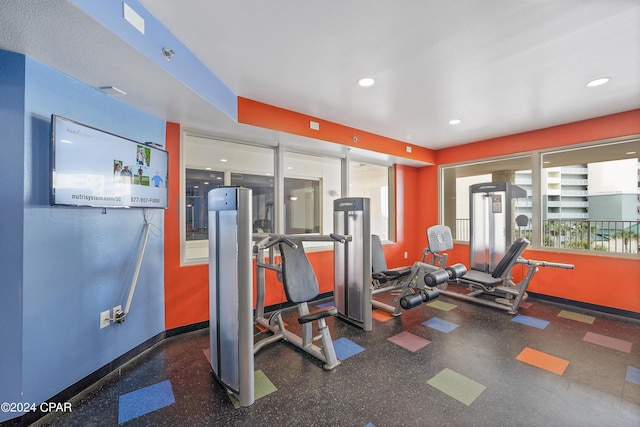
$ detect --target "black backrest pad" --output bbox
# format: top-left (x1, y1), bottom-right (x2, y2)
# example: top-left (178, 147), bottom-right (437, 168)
top-left (371, 234), bottom-right (388, 273)
top-left (279, 239), bottom-right (319, 304)
top-left (491, 238), bottom-right (530, 279)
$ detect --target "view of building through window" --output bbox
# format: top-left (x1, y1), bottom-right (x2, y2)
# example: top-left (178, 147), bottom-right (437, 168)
top-left (442, 139), bottom-right (640, 254)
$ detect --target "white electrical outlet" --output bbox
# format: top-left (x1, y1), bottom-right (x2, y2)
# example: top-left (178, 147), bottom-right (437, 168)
top-left (404, 251), bottom-right (408, 259)
top-left (113, 305), bottom-right (122, 323)
top-left (100, 310), bottom-right (111, 329)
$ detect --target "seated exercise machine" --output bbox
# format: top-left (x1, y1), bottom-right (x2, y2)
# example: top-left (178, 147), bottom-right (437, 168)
top-left (434, 182), bottom-right (574, 314)
top-left (333, 198), bottom-right (452, 328)
top-left (370, 234), bottom-right (448, 315)
top-left (208, 187), bottom-right (349, 407)
top-left (253, 233), bottom-right (349, 370)
top-left (429, 227), bottom-right (574, 314)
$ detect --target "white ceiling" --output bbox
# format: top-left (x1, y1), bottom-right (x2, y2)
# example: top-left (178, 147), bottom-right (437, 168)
top-left (2, 0), bottom-right (639, 159)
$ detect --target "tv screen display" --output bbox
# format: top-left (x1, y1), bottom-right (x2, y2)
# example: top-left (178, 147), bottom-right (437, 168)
top-left (51, 115), bottom-right (168, 209)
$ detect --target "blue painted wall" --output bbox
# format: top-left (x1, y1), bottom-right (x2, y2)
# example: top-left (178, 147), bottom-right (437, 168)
top-left (70, 0), bottom-right (238, 121)
top-left (0, 50), bottom-right (166, 422)
top-left (0, 50), bottom-right (26, 421)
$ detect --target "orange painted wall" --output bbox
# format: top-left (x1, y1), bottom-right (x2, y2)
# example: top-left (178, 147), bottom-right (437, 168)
top-left (436, 109), bottom-right (640, 165)
top-left (423, 109), bottom-right (640, 313)
top-left (164, 123), bottom-right (209, 329)
top-left (238, 97), bottom-right (436, 165)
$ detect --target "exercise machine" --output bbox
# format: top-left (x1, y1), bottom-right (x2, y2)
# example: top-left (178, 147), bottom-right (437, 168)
top-left (370, 234), bottom-right (450, 315)
top-left (333, 198), bottom-right (448, 328)
top-left (208, 187), bottom-right (254, 407)
top-left (333, 197), bottom-right (373, 330)
top-left (253, 232), bottom-right (349, 370)
top-left (428, 226), bottom-right (574, 314)
top-left (469, 182), bottom-right (527, 273)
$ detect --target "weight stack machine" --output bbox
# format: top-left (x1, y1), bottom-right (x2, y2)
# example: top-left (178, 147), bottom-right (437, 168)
top-left (333, 197), bottom-right (372, 331)
top-left (469, 182), bottom-right (527, 273)
top-left (208, 187), bottom-right (254, 407)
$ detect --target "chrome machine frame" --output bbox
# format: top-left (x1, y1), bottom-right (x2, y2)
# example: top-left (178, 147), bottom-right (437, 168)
top-left (208, 187), bottom-right (254, 407)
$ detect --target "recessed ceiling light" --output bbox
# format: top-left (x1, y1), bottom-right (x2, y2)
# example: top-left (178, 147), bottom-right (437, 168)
top-left (449, 119), bottom-right (462, 125)
top-left (220, 159), bottom-right (228, 162)
top-left (586, 77), bottom-right (610, 87)
top-left (216, 177), bottom-right (222, 180)
top-left (625, 151), bottom-right (637, 155)
top-left (287, 166), bottom-right (293, 170)
top-left (358, 77), bottom-right (375, 87)
top-left (204, 181), bottom-right (209, 185)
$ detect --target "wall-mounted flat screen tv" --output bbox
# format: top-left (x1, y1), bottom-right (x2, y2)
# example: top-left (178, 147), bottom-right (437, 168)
top-left (51, 115), bottom-right (168, 209)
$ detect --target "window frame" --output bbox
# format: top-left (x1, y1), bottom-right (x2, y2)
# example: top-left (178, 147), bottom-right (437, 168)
top-left (438, 135), bottom-right (640, 257)
top-left (179, 131), bottom-right (396, 265)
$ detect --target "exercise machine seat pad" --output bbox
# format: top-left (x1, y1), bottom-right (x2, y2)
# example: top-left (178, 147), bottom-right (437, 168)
top-left (298, 306), bottom-right (338, 324)
top-left (490, 238), bottom-right (530, 279)
top-left (371, 234), bottom-right (412, 281)
top-left (371, 234), bottom-right (389, 272)
top-left (460, 270), bottom-right (503, 287)
top-left (427, 225), bottom-right (454, 253)
top-left (462, 238), bottom-right (530, 287)
top-left (279, 239), bottom-right (320, 304)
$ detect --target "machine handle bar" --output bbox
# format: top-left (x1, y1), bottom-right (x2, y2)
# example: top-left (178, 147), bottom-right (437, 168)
top-left (329, 233), bottom-right (349, 243)
top-left (253, 233), bottom-right (351, 250)
top-left (517, 258), bottom-right (574, 269)
top-left (256, 235), bottom-right (298, 251)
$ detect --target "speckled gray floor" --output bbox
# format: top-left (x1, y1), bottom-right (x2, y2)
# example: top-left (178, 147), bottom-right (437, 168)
top-left (34, 294), bottom-right (640, 427)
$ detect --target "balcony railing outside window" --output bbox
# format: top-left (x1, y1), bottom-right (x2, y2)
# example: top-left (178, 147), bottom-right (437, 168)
top-left (455, 218), bottom-right (639, 255)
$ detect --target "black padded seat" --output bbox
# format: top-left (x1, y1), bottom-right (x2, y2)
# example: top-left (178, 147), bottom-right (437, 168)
top-left (279, 239), bottom-right (337, 324)
top-left (461, 238), bottom-right (530, 288)
top-left (371, 234), bottom-right (412, 283)
top-left (297, 306), bottom-right (338, 325)
top-left (459, 270), bottom-right (503, 287)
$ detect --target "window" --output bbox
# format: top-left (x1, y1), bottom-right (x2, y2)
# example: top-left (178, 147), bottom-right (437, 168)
top-left (183, 134), bottom-right (274, 262)
top-left (439, 137), bottom-right (640, 255)
top-left (349, 161), bottom-right (392, 241)
top-left (541, 139), bottom-right (640, 253)
top-left (186, 168), bottom-right (224, 241)
top-left (284, 177), bottom-right (320, 234)
top-left (283, 151), bottom-right (342, 238)
top-left (440, 156), bottom-right (531, 241)
top-left (181, 134), bottom-right (397, 262)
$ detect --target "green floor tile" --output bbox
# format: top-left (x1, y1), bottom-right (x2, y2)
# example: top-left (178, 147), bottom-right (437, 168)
top-left (427, 368), bottom-right (486, 406)
top-left (229, 370), bottom-right (277, 408)
top-left (426, 300), bottom-right (458, 311)
top-left (558, 310), bottom-right (595, 324)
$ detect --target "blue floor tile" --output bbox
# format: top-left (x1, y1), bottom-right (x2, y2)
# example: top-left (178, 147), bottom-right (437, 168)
top-left (316, 301), bottom-right (334, 309)
top-left (422, 317), bottom-right (459, 333)
top-left (626, 366), bottom-right (640, 385)
top-left (512, 314), bottom-right (550, 329)
top-left (118, 379), bottom-right (175, 424)
top-left (333, 337), bottom-right (365, 360)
